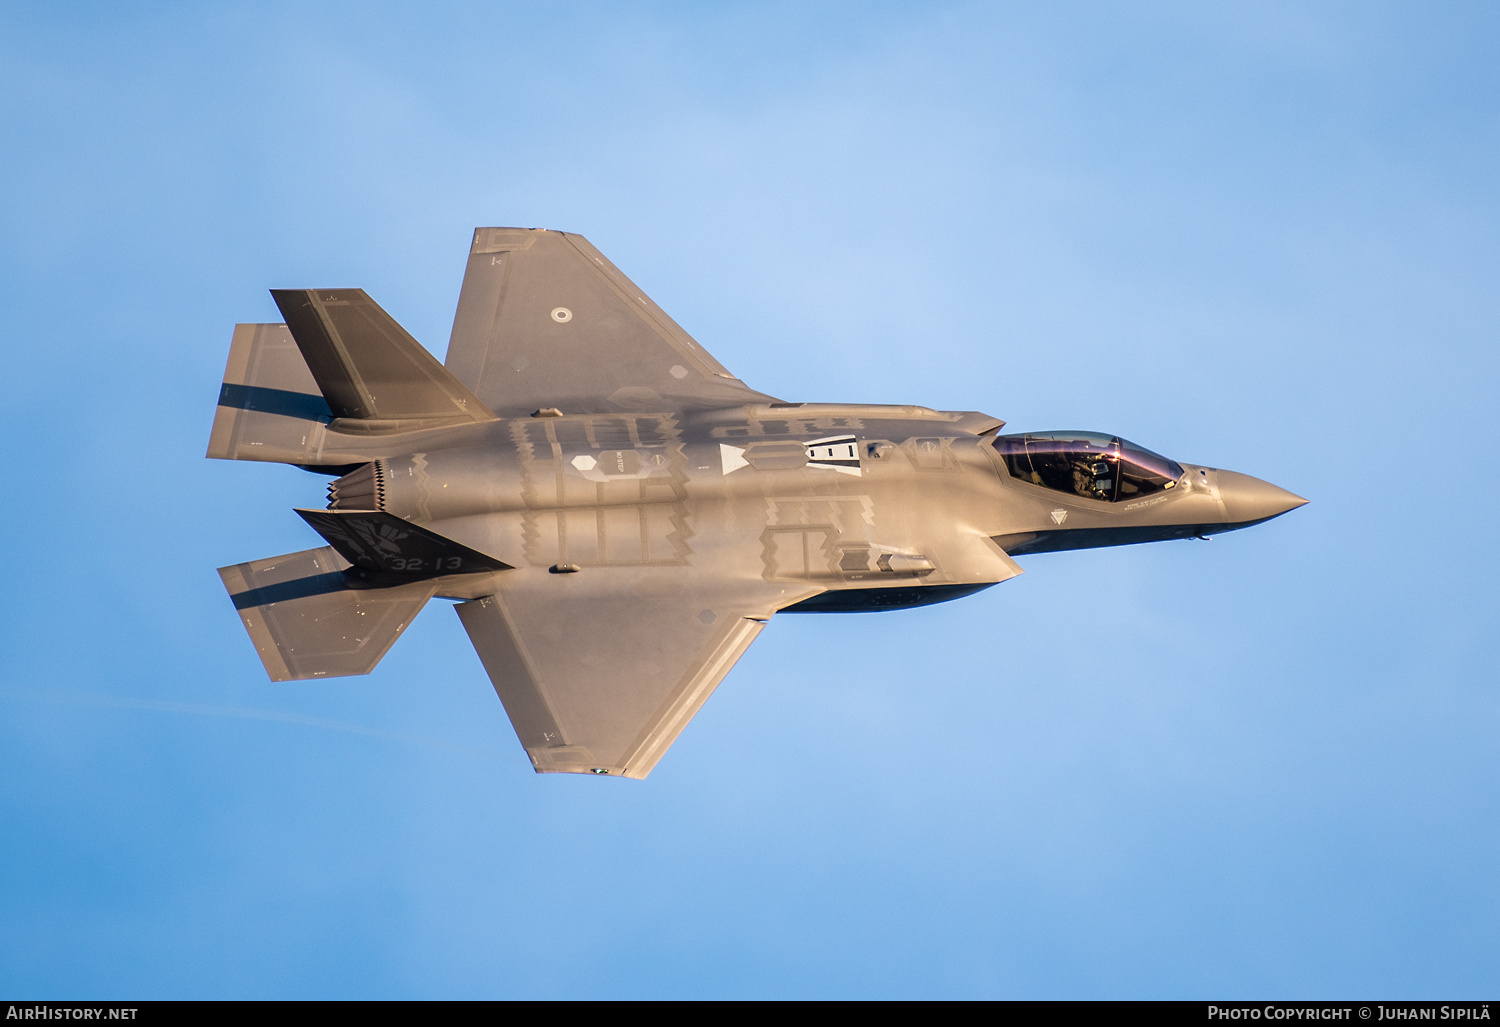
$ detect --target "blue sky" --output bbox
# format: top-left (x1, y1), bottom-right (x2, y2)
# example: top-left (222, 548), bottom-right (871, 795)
top-left (1, 1), bottom-right (1496, 999)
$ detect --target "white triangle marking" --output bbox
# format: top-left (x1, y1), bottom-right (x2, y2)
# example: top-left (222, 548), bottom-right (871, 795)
top-left (720, 444), bottom-right (749, 474)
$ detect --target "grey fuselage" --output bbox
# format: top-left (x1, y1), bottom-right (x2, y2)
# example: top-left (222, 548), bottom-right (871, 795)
top-left (309, 401), bottom-right (1304, 610)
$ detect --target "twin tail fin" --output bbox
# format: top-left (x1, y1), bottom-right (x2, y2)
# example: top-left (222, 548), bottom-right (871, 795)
top-left (208, 290), bottom-right (497, 468)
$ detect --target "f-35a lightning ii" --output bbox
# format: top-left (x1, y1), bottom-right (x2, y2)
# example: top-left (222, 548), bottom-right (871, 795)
top-left (209, 228), bottom-right (1306, 778)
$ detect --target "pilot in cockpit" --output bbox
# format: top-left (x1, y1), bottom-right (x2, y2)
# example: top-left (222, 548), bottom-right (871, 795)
top-left (994, 432), bottom-right (1182, 504)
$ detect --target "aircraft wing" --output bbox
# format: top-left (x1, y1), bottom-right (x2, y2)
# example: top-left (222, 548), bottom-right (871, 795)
top-left (455, 567), bottom-right (788, 778)
top-left (443, 228), bottom-right (779, 418)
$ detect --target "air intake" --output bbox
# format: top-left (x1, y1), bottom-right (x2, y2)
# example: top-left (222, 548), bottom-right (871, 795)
top-left (327, 462), bottom-right (385, 510)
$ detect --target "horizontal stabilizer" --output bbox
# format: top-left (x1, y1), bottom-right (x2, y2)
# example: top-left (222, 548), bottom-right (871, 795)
top-left (295, 508), bottom-right (510, 577)
top-left (207, 323), bottom-right (334, 465)
top-left (218, 546), bottom-right (436, 681)
top-left (271, 288), bottom-right (496, 432)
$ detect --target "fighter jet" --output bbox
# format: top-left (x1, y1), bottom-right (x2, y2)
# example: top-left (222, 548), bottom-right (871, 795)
top-left (209, 228), bottom-right (1306, 778)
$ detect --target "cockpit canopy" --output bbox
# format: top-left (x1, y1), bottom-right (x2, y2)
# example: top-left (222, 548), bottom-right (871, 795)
top-left (992, 432), bottom-right (1184, 503)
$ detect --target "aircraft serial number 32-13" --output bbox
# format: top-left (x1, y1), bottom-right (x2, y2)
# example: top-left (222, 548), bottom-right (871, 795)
top-left (209, 228), bottom-right (1306, 779)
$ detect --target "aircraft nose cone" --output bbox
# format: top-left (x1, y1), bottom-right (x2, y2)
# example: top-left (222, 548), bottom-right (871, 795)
top-left (1216, 470), bottom-right (1308, 525)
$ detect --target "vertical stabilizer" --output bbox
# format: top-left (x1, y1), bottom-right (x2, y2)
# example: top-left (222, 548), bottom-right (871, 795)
top-left (270, 289), bottom-right (496, 431)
